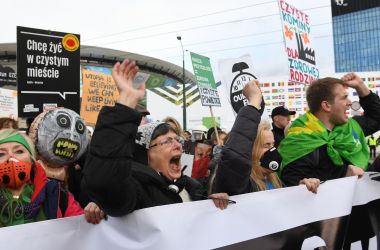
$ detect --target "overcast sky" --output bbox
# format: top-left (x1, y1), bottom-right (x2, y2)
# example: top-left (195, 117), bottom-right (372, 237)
top-left (2, 0), bottom-right (333, 80)
top-left (1, 0), bottom-right (336, 129)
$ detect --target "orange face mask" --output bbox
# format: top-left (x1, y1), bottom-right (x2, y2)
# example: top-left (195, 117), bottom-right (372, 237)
top-left (0, 158), bottom-right (32, 189)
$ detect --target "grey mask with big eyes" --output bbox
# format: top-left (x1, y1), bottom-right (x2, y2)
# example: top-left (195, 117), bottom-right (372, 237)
top-left (30, 108), bottom-right (89, 165)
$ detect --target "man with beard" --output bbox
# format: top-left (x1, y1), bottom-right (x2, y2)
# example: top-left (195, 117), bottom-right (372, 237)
top-left (82, 59), bottom-right (229, 222)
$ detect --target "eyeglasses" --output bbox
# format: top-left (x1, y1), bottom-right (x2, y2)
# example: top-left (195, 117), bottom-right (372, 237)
top-left (149, 136), bottom-right (184, 149)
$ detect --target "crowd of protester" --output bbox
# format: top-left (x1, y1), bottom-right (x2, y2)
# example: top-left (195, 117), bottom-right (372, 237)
top-left (0, 57), bottom-right (379, 248)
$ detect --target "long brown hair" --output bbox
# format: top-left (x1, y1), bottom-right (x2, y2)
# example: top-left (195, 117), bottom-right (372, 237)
top-left (250, 121), bottom-right (282, 191)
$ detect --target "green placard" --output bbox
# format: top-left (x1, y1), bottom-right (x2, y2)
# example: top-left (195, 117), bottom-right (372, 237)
top-left (190, 52), bottom-right (221, 107)
top-left (202, 116), bottom-right (221, 129)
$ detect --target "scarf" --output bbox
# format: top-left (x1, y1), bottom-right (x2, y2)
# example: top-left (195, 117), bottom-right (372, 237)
top-left (0, 162), bottom-right (48, 227)
top-left (0, 184), bottom-right (46, 227)
top-left (279, 112), bottom-right (369, 173)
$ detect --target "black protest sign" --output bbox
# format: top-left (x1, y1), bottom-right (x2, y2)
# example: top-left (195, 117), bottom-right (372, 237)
top-left (331, 0), bottom-right (380, 17)
top-left (0, 65), bottom-right (17, 88)
top-left (17, 26), bottom-right (80, 117)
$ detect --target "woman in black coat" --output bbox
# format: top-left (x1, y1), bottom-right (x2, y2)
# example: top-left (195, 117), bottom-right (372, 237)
top-left (82, 59), bottom-right (230, 223)
top-left (214, 81), bottom-right (320, 195)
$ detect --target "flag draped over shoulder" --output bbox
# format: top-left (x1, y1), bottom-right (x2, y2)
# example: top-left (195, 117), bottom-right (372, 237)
top-left (279, 112), bottom-right (369, 172)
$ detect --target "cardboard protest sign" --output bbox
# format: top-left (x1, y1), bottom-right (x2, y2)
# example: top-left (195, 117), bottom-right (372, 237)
top-left (0, 88), bottom-right (18, 118)
top-left (278, 0), bottom-right (319, 85)
top-left (80, 68), bottom-right (118, 126)
top-left (80, 67), bottom-right (150, 126)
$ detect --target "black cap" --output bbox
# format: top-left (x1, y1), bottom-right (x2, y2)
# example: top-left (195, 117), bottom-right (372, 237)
top-left (271, 106), bottom-right (296, 117)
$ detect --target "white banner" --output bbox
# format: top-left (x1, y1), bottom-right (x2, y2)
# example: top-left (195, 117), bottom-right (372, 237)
top-left (218, 54), bottom-right (258, 115)
top-left (0, 174), bottom-right (379, 249)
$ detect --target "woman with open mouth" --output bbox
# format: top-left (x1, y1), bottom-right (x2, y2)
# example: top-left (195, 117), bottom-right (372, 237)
top-left (82, 58), bottom-right (230, 224)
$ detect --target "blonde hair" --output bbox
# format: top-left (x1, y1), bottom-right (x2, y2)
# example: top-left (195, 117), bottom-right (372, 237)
top-left (0, 129), bottom-right (36, 160)
top-left (162, 116), bottom-right (184, 137)
top-left (250, 121), bottom-right (282, 191)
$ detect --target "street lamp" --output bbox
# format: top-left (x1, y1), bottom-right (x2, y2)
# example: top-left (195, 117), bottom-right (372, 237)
top-left (177, 36), bottom-right (187, 130)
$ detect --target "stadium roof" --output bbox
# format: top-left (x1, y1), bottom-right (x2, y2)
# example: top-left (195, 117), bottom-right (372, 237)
top-left (0, 43), bottom-right (195, 84)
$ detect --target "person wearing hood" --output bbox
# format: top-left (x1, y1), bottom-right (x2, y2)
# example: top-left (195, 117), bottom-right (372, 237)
top-left (82, 59), bottom-right (230, 223)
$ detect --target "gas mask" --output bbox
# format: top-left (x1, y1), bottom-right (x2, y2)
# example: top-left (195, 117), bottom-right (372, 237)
top-left (260, 147), bottom-right (282, 172)
top-left (0, 158), bottom-right (32, 189)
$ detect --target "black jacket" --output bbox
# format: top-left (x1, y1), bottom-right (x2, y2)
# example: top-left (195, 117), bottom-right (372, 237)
top-left (272, 123), bottom-right (285, 148)
top-left (82, 104), bottom-right (203, 216)
top-left (214, 105), bottom-right (262, 195)
top-left (282, 92), bottom-right (380, 186)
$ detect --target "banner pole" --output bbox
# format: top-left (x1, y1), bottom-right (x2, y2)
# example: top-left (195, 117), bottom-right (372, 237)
top-left (209, 106), bottom-right (221, 145)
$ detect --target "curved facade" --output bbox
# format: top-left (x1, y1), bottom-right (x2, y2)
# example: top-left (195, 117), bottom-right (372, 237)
top-left (0, 43), bottom-right (195, 89)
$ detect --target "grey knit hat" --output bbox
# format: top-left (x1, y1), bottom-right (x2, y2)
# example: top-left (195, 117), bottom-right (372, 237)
top-left (135, 122), bottom-right (165, 149)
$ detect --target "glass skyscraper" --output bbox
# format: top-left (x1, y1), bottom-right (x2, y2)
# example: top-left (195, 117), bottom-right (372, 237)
top-left (332, 0), bottom-right (380, 72)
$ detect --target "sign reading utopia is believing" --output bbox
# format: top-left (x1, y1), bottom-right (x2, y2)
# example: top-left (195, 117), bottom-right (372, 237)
top-left (278, 0), bottom-right (319, 85)
top-left (17, 26), bottom-right (80, 117)
top-left (190, 52), bottom-right (221, 107)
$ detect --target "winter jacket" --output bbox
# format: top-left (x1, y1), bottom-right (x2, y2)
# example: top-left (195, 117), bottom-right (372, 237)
top-left (82, 104), bottom-right (204, 217)
top-left (37, 162), bottom-right (83, 219)
top-left (272, 123), bottom-right (285, 148)
top-left (0, 162), bottom-right (83, 227)
top-left (214, 105), bottom-right (262, 195)
top-left (282, 92), bottom-right (380, 186)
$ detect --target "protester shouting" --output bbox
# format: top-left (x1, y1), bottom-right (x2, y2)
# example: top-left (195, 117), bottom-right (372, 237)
top-left (82, 59), bottom-right (230, 223)
top-left (280, 73), bottom-right (380, 185)
top-left (279, 73), bottom-right (380, 249)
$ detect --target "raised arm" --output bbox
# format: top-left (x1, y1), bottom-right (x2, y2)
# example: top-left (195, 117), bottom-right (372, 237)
top-left (82, 59), bottom-right (146, 216)
top-left (113, 59), bottom-right (145, 108)
top-left (342, 73), bottom-right (380, 136)
top-left (214, 80), bottom-right (263, 195)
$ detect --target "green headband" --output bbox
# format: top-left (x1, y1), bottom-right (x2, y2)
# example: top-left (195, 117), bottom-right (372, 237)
top-left (0, 133), bottom-right (34, 157)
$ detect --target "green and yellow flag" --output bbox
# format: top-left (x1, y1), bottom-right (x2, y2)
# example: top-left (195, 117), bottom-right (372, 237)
top-left (279, 112), bottom-right (369, 173)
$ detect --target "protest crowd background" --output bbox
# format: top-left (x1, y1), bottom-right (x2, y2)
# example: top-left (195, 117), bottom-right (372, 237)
top-left (1, 0), bottom-right (380, 249)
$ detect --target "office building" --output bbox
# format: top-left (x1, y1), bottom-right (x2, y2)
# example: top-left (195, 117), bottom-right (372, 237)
top-left (332, 0), bottom-right (380, 72)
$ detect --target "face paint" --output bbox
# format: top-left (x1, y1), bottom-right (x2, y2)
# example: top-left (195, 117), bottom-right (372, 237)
top-left (0, 158), bottom-right (32, 189)
top-left (29, 108), bottom-right (89, 165)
